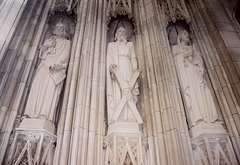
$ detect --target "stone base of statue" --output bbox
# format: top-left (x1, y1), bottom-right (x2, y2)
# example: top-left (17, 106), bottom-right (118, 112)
top-left (191, 124), bottom-right (238, 165)
top-left (104, 122), bottom-right (149, 165)
top-left (18, 118), bottom-right (55, 133)
top-left (107, 121), bottom-right (140, 134)
top-left (191, 123), bottom-right (226, 138)
top-left (6, 119), bottom-right (56, 165)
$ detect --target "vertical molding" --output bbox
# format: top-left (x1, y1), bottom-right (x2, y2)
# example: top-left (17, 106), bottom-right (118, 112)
top-left (136, 0), bottom-right (168, 164)
top-left (95, 1), bottom-right (107, 164)
top-left (0, 0), bottom-right (38, 124)
top-left (0, 0), bottom-right (53, 163)
top-left (136, 0), bottom-right (195, 164)
top-left (58, 1), bottom-right (89, 164)
top-left (188, 0), bottom-right (240, 162)
top-left (66, 0), bottom-right (97, 164)
top-left (85, 0), bottom-right (101, 163)
top-left (156, 0), bottom-right (195, 164)
top-left (53, 3), bottom-right (82, 165)
top-left (0, 0), bottom-right (27, 63)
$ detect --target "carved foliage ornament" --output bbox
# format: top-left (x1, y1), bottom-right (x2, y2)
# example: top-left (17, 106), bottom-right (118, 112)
top-left (107, 0), bottom-right (133, 23)
top-left (160, 0), bottom-right (191, 24)
top-left (50, 0), bottom-right (80, 14)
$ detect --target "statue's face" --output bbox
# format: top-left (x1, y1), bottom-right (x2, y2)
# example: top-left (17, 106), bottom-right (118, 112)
top-left (54, 23), bottom-right (65, 37)
top-left (116, 28), bottom-right (127, 42)
top-left (181, 31), bottom-right (190, 43)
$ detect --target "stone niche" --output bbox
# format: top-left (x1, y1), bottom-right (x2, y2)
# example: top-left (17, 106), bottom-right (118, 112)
top-left (169, 20), bottom-right (238, 165)
top-left (104, 15), bottom-right (149, 165)
top-left (6, 12), bottom-right (76, 165)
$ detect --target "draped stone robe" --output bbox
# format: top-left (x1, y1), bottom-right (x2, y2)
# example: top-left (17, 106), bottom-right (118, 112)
top-left (107, 41), bottom-right (139, 124)
top-left (24, 37), bottom-right (71, 122)
top-left (172, 43), bottom-right (218, 127)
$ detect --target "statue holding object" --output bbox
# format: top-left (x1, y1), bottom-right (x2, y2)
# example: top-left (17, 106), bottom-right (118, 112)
top-left (24, 22), bottom-right (71, 123)
top-left (172, 30), bottom-right (218, 128)
top-left (106, 26), bottom-right (142, 125)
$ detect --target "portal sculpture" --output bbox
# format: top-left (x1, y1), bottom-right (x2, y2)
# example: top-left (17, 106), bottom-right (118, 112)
top-left (106, 26), bottom-right (142, 125)
top-left (24, 22), bottom-right (71, 122)
top-left (105, 26), bottom-right (147, 165)
top-left (172, 30), bottom-right (218, 127)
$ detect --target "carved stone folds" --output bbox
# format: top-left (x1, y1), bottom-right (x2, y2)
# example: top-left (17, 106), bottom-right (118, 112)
top-left (6, 124), bottom-right (57, 165)
top-left (191, 133), bottom-right (238, 165)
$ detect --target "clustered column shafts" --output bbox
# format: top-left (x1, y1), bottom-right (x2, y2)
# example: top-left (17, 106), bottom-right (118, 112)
top-left (0, 0), bottom-right (39, 128)
top-left (58, 0), bottom-right (90, 164)
top-left (86, 0), bottom-right (106, 165)
top-left (0, 0), bottom-right (53, 163)
top-left (71, 0), bottom-right (97, 164)
top-left (188, 0), bottom-right (240, 162)
top-left (135, 0), bottom-right (195, 164)
top-left (0, 0), bottom-right (27, 63)
top-left (53, 2), bottom-right (83, 164)
top-left (0, 0), bottom-right (239, 164)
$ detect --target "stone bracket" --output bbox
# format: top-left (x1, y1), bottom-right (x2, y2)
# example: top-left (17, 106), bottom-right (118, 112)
top-left (191, 133), bottom-right (238, 165)
top-left (160, 0), bottom-right (191, 25)
top-left (107, 0), bottom-right (134, 24)
top-left (6, 129), bottom-right (57, 165)
top-left (104, 132), bottom-right (148, 165)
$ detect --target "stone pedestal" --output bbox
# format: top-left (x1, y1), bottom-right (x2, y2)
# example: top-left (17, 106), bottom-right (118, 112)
top-left (191, 124), bottom-right (238, 165)
top-left (104, 122), bottom-right (148, 165)
top-left (6, 119), bottom-right (57, 165)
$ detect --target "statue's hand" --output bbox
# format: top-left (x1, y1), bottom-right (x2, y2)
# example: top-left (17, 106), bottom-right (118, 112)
top-left (50, 36), bottom-right (57, 47)
top-left (198, 65), bottom-right (205, 77)
top-left (49, 64), bottom-right (64, 71)
top-left (123, 88), bottom-right (132, 100)
top-left (182, 49), bottom-right (193, 58)
top-left (109, 64), bottom-right (117, 79)
top-left (187, 55), bottom-right (193, 63)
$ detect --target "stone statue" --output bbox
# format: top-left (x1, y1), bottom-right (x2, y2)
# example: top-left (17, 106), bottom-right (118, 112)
top-left (24, 22), bottom-right (71, 122)
top-left (172, 30), bottom-right (218, 127)
top-left (107, 26), bottom-right (142, 125)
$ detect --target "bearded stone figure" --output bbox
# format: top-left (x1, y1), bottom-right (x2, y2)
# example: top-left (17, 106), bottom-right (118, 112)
top-left (24, 22), bottom-right (71, 122)
top-left (107, 26), bottom-right (142, 125)
top-left (172, 30), bottom-right (218, 127)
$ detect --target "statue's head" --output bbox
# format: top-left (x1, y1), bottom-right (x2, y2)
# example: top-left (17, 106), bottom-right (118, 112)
top-left (177, 30), bottom-right (191, 45)
top-left (115, 26), bottom-right (127, 42)
top-left (53, 22), bottom-right (66, 38)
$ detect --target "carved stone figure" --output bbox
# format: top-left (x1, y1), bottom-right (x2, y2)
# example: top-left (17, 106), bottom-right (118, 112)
top-left (172, 30), bottom-right (218, 127)
top-left (24, 22), bottom-right (71, 122)
top-left (107, 26), bottom-right (142, 125)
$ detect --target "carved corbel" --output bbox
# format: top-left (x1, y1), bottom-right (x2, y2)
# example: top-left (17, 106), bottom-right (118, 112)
top-left (50, 0), bottom-right (80, 15)
top-left (107, 0), bottom-right (134, 23)
top-left (160, 0), bottom-right (191, 25)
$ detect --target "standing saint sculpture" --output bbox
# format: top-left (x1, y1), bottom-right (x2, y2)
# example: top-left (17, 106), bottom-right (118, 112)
top-left (107, 26), bottom-right (142, 125)
top-left (24, 22), bottom-right (71, 122)
top-left (172, 30), bottom-right (218, 127)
